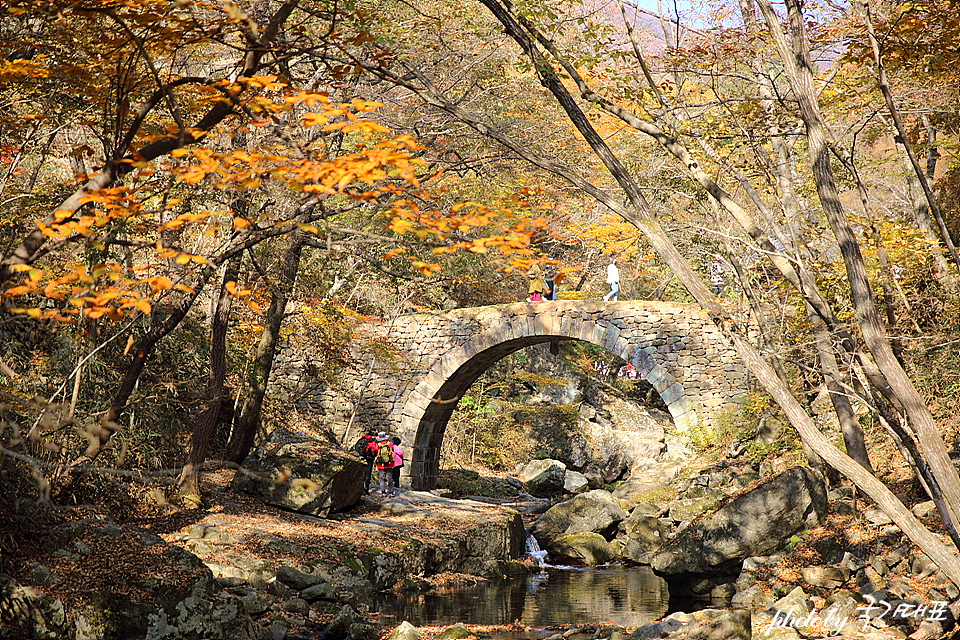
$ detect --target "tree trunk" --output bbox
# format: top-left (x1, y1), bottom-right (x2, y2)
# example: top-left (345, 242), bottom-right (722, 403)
top-left (729, 332), bottom-right (960, 586)
top-left (226, 232), bottom-right (307, 464)
top-left (178, 256), bottom-right (240, 499)
top-left (756, 0), bottom-right (960, 534)
top-left (895, 137), bottom-right (958, 294)
top-left (806, 303), bottom-right (873, 471)
top-left (858, 1), bottom-right (960, 277)
top-left (53, 268), bottom-right (212, 498)
top-left (477, 0), bottom-right (960, 585)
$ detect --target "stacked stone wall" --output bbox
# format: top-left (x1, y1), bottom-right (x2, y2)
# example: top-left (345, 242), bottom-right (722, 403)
top-left (267, 301), bottom-right (751, 477)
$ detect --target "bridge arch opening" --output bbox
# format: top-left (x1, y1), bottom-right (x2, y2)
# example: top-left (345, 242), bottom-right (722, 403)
top-left (402, 334), bottom-right (690, 491)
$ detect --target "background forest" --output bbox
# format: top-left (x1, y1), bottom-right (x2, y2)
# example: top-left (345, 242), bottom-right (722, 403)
top-left (2, 0), bottom-right (960, 585)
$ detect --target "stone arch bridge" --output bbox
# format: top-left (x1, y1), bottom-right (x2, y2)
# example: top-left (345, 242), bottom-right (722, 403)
top-left (270, 301), bottom-right (750, 490)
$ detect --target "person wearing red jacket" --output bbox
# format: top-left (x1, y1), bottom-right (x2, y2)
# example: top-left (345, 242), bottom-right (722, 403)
top-left (352, 429), bottom-right (377, 494)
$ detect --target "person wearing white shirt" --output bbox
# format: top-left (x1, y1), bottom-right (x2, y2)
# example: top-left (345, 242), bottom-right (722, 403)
top-left (603, 257), bottom-right (620, 301)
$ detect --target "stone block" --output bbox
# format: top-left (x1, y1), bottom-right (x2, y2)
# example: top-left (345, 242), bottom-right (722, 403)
top-left (660, 382), bottom-right (685, 405)
top-left (651, 372), bottom-right (675, 394)
top-left (612, 338), bottom-right (630, 359)
top-left (406, 389), bottom-right (433, 413)
top-left (600, 324), bottom-right (621, 351)
top-left (673, 411), bottom-right (700, 434)
top-left (646, 364), bottom-right (668, 387)
top-left (582, 322), bottom-right (600, 344)
top-left (537, 314), bottom-right (561, 336)
top-left (577, 322), bottom-right (596, 343)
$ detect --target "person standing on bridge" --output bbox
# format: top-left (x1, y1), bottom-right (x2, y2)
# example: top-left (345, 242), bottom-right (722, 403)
top-left (603, 257), bottom-right (620, 302)
top-left (544, 267), bottom-right (558, 300)
top-left (527, 262), bottom-right (545, 302)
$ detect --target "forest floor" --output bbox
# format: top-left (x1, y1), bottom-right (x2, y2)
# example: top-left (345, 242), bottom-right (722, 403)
top-left (4, 440), bottom-right (958, 640)
top-left (1, 464), bottom-right (542, 639)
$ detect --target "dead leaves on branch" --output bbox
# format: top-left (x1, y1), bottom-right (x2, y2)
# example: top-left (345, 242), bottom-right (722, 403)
top-left (0, 393), bottom-right (127, 502)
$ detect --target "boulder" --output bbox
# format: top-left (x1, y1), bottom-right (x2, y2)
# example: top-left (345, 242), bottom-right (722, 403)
top-left (347, 492), bottom-right (526, 587)
top-left (629, 614), bottom-right (686, 639)
top-left (387, 620), bottom-right (421, 640)
top-left (435, 623), bottom-right (473, 640)
top-left (631, 502), bottom-right (660, 516)
top-left (531, 489), bottom-right (628, 548)
top-left (651, 466), bottom-right (826, 580)
top-left (630, 609), bottom-right (750, 640)
top-left (322, 604), bottom-right (379, 640)
top-left (231, 428), bottom-right (364, 517)
top-left (299, 577), bottom-right (372, 607)
top-left (515, 371), bottom-right (669, 483)
top-left (550, 532), bottom-right (617, 566)
top-left (173, 488), bottom-right (526, 593)
top-left (801, 566), bottom-right (851, 589)
top-left (564, 471), bottom-right (590, 494)
top-left (912, 501), bottom-right (937, 518)
top-left (611, 478), bottom-right (669, 507)
top-left (678, 609), bottom-right (751, 640)
top-left (276, 564), bottom-right (326, 590)
top-left (616, 514), bottom-right (667, 564)
top-left (819, 593), bottom-right (860, 632)
top-left (756, 416), bottom-right (787, 445)
top-left (668, 495), bottom-right (723, 523)
top-left (731, 584), bottom-right (772, 606)
top-left (520, 459), bottom-right (567, 498)
top-left (770, 586), bottom-right (814, 619)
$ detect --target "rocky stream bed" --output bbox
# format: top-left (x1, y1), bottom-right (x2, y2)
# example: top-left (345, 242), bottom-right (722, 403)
top-left (3, 423), bottom-right (960, 640)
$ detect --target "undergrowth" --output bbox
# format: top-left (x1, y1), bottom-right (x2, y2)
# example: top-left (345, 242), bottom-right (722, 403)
top-left (0, 457), bottom-right (67, 574)
top-left (684, 393), bottom-right (802, 466)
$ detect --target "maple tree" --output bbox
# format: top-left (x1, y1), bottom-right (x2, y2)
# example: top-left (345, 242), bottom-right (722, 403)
top-left (3, 0), bottom-right (959, 589)
top-left (1, 0), bottom-right (571, 502)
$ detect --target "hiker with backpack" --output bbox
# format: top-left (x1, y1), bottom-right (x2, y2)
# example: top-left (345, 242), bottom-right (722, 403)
top-left (352, 429), bottom-right (378, 494)
top-left (374, 432), bottom-right (397, 495)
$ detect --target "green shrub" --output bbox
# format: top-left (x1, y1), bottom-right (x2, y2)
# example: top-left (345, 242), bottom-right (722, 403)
top-left (685, 393), bottom-right (801, 464)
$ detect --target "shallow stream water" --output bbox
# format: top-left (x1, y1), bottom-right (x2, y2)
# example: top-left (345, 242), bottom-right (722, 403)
top-left (372, 564), bottom-right (670, 631)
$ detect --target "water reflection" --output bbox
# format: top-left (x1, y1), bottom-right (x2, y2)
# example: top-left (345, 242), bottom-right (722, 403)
top-left (373, 566), bottom-right (669, 629)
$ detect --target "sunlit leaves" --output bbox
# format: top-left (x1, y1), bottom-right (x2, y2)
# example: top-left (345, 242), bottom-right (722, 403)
top-left (2, 70), bottom-right (436, 324)
top-left (159, 210), bottom-right (216, 231)
top-left (295, 222), bottom-right (319, 235)
top-left (3, 262), bottom-right (171, 322)
top-left (410, 260), bottom-right (441, 276)
top-left (224, 280), bottom-right (261, 313)
top-left (0, 59), bottom-right (49, 82)
top-left (163, 93), bottom-right (425, 196)
top-left (383, 194), bottom-right (554, 275)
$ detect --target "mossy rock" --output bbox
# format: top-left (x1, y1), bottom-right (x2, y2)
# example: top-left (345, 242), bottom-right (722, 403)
top-left (435, 623), bottom-right (473, 640)
top-left (550, 532), bottom-right (617, 566)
